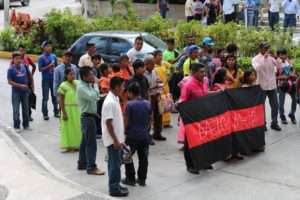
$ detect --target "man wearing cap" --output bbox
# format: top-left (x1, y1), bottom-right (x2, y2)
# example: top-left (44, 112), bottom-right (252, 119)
top-left (252, 42), bottom-right (281, 131)
top-left (183, 45), bottom-right (200, 76)
top-left (200, 37), bottom-right (215, 83)
top-left (78, 43), bottom-right (97, 68)
top-left (38, 41), bottom-right (59, 120)
top-left (7, 52), bottom-right (33, 133)
top-left (54, 51), bottom-right (79, 98)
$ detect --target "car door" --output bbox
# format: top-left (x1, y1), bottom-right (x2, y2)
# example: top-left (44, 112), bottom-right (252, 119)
top-left (108, 37), bottom-right (132, 63)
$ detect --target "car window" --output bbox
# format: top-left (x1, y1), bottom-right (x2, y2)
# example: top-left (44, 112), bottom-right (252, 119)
top-left (111, 38), bottom-right (132, 56)
top-left (142, 34), bottom-right (166, 50)
top-left (88, 36), bottom-right (108, 54)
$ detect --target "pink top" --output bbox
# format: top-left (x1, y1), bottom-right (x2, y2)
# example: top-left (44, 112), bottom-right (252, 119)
top-left (180, 76), bottom-right (209, 102)
top-left (252, 53), bottom-right (278, 91)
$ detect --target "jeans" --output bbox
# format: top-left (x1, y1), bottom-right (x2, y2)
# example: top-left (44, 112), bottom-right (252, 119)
top-left (254, 10), bottom-right (259, 27)
top-left (78, 115), bottom-right (97, 171)
top-left (264, 89), bottom-right (279, 126)
top-left (247, 11), bottom-right (255, 27)
top-left (150, 95), bottom-right (162, 138)
top-left (268, 11), bottom-right (279, 30)
top-left (125, 138), bottom-right (149, 182)
top-left (107, 145), bottom-right (122, 193)
top-left (284, 14), bottom-right (296, 30)
top-left (42, 79), bottom-right (58, 117)
top-left (12, 90), bottom-right (29, 129)
top-left (278, 88), bottom-right (297, 119)
top-left (160, 8), bottom-right (167, 19)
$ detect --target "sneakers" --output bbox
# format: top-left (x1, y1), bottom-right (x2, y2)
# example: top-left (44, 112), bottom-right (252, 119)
top-left (288, 114), bottom-right (297, 124)
top-left (187, 168), bottom-right (200, 175)
top-left (281, 116), bottom-right (288, 124)
top-left (137, 179), bottom-right (146, 186)
top-left (29, 116), bottom-right (34, 122)
top-left (87, 168), bottom-right (105, 176)
top-left (43, 116), bottom-right (49, 121)
top-left (153, 136), bottom-right (167, 141)
top-left (121, 178), bottom-right (136, 186)
top-left (54, 112), bottom-right (60, 118)
top-left (270, 124), bottom-right (282, 131)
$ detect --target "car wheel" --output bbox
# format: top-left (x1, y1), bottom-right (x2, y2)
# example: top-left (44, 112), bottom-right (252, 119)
top-left (21, 0), bottom-right (30, 6)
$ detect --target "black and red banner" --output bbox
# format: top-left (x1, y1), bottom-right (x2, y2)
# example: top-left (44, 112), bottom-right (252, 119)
top-left (178, 86), bottom-right (266, 169)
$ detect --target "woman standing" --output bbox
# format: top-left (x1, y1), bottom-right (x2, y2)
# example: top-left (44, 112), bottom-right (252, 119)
top-left (153, 50), bottom-right (173, 128)
top-left (224, 55), bottom-right (244, 88)
top-left (58, 68), bottom-right (82, 152)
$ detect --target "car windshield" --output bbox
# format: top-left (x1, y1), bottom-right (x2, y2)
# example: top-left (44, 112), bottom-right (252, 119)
top-left (141, 33), bottom-right (166, 50)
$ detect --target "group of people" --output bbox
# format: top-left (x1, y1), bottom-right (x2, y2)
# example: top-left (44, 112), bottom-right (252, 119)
top-left (7, 34), bottom-right (300, 197)
top-left (182, 0), bottom-right (300, 30)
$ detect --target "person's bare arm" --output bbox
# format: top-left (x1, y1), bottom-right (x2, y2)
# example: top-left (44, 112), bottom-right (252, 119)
top-left (106, 119), bottom-right (123, 150)
top-left (59, 94), bottom-right (67, 120)
top-left (124, 114), bottom-right (129, 134)
top-left (8, 80), bottom-right (28, 89)
top-left (39, 62), bottom-right (54, 72)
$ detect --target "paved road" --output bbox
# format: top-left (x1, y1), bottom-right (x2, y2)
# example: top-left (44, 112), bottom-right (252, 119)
top-left (1, 58), bottom-right (300, 199)
top-left (0, 0), bottom-right (81, 29)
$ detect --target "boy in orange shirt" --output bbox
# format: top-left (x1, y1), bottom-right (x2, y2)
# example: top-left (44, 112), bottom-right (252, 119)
top-left (119, 55), bottom-right (133, 82)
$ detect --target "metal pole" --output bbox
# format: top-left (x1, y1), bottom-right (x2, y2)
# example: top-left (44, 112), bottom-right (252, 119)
top-left (4, 0), bottom-right (9, 27)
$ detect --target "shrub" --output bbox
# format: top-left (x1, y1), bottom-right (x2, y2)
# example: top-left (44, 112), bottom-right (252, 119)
top-left (0, 27), bottom-right (17, 51)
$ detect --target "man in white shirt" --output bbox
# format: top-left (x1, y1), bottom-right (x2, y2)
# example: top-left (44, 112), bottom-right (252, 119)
top-left (127, 36), bottom-right (147, 63)
top-left (268, 0), bottom-right (281, 30)
top-left (223, 0), bottom-right (238, 23)
top-left (282, 0), bottom-right (300, 30)
top-left (185, 0), bottom-right (194, 21)
top-left (78, 43), bottom-right (97, 68)
top-left (101, 77), bottom-right (128, 197)
top-left (252, 42), bottom-right (281, 131)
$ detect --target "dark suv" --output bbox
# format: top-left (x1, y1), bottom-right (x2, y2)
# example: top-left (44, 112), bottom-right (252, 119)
top-left (0, 0), bottom-right (30, 9)
top-left (69, 31), bottom-right (166, 65)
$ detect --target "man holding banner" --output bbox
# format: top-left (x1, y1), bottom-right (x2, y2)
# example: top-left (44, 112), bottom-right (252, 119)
top-left (252, 42), bottom-right (281, 131)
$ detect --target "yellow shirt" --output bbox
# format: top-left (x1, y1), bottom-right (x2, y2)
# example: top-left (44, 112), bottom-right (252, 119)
top-left (226, 68), bottom-right (244, 88)
top-left (155, 61), bottom-right (172, 94)
top-left (183, 58), bottom-right (198, 76)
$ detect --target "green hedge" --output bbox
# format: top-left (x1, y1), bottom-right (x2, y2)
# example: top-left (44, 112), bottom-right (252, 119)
top-left (0, 8), bottom-right (299, 66)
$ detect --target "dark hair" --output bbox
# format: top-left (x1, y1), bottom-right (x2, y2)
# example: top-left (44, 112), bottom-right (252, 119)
top-left (191, 63), bottom-right (205, 74)
top-left (12, 51), bottom-right (21, 58)
top-left (86, 43), bottom-right (95, 49)
top-left (153, 50), bottom-right (162, 57)
top-left (277, 47), bottom-right (287, 55)
top-left (18, 44), bottom-right (25, 49)
top-left (132, 59), bottom-right (144, 72)
top-left (119, 54), bottom-right (129, 63)
top-left (64, 67), bottom-right (73, 81)
top-left (166, 38), bottom-right (175, 45)
top-left (242, 69), bottom-right (256, 85)
top-left (226, 43), bottom-right (238, 54)
top-left (79, 66), bottom-right (92, 80)
top-left (112, 63), bottom-right (120, 72)
top-left (91, 54), bottom-right (102, 60)
top-left (100, 63), bottom-right (109, 75)
top-left (127, 82), bottom-right (141, 96)
top-left (213, 68), bottom-right (227, 84)
top-left (224, 54), bottom-right (238, 77)
top-left (110, 76), bottom-right (124, 90)
top-left (135, 36), bottom-right (143, 43)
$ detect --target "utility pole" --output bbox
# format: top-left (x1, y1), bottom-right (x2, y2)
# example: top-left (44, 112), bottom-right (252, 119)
top-left (4, 0), bottom-right (9, 27)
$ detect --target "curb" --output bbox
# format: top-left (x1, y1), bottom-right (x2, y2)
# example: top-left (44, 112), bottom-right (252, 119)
top-left (0, 123), bottom-right (116, 200)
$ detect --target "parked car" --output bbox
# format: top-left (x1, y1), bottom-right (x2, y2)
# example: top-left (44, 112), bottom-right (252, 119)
top-left (0, 0), bottom-right (30, 9)
top-left (69, 31), bottom-right (167, 65)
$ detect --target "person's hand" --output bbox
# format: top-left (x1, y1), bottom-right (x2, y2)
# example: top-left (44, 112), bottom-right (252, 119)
top-left (62, 112), bottom-right (68, 121)
top-left (113, 140), bottom-right (123, 150)
top-left (20, 84), bottom-right (28, 89)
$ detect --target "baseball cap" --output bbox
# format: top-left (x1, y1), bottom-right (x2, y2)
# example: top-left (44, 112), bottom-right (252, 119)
top-left (188, 45), bottom-right (200, 55)
top-left (202, 37), bottom-right (214, 46)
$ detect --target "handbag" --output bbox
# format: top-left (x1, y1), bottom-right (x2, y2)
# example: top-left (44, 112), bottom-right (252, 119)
top-left (161, 93), bottom-right (175, 113)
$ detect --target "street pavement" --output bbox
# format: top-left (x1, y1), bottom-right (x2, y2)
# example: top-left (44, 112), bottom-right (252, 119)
top-left (0, 0), bottom-right (81, 30)
top-left (1, 58), bottom-right (300, 199)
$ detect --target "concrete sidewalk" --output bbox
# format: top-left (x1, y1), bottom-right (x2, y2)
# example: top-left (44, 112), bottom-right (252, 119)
top-left (0, 130), bottom-right (109, 200)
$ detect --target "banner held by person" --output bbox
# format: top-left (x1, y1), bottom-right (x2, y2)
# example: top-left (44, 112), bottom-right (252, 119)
top-left (177, 86), bottom-right (265, 169)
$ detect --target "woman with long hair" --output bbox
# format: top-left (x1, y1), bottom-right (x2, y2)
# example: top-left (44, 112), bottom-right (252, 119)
top-left (224, 54), bottom-right (244, 88)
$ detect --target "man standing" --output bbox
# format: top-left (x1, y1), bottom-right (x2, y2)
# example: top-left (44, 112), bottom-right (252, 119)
top-left (268, 0), bottom-right (281, 30)
top-left (7, 52), bottom-right (32, 133)
top-left (185, 0), bottom-right (194, 22)
top-left (38, 41), bottom-right (59, 120)
top-left (102, 77), bottom-right (129, 197)
top-left (18, 45), bottom-right (36, 122)
top-left (54, 51), bottom-right (78, 97)
top-left (157, 0), bottom-right (169, 18)
top-left (127, 36), bottom-right (147, 63)
top-left (282, 0), bottom-right (300, 31)
top-left (223, 0), bottom-right (237, 23)
top-left (252, 42), bottom-right (281, 131)
top-left (144, 56), bottom-right (165, 142)
top-left (78, 43), bottom-right (97, 68)
top-left (77, 66), bottom-right (105, 175)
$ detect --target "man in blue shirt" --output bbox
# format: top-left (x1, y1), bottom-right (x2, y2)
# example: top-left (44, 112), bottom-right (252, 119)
top-left (122, 82), bottom-right (152, 187)
top-left (7, 52), bottom-right (32, 132)
top-left (282, 0), bottom-right (300, 31)
top-left (38, 41), bottom-right (59, 120)
top-left (53, 51), bottom-right (78, 97)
